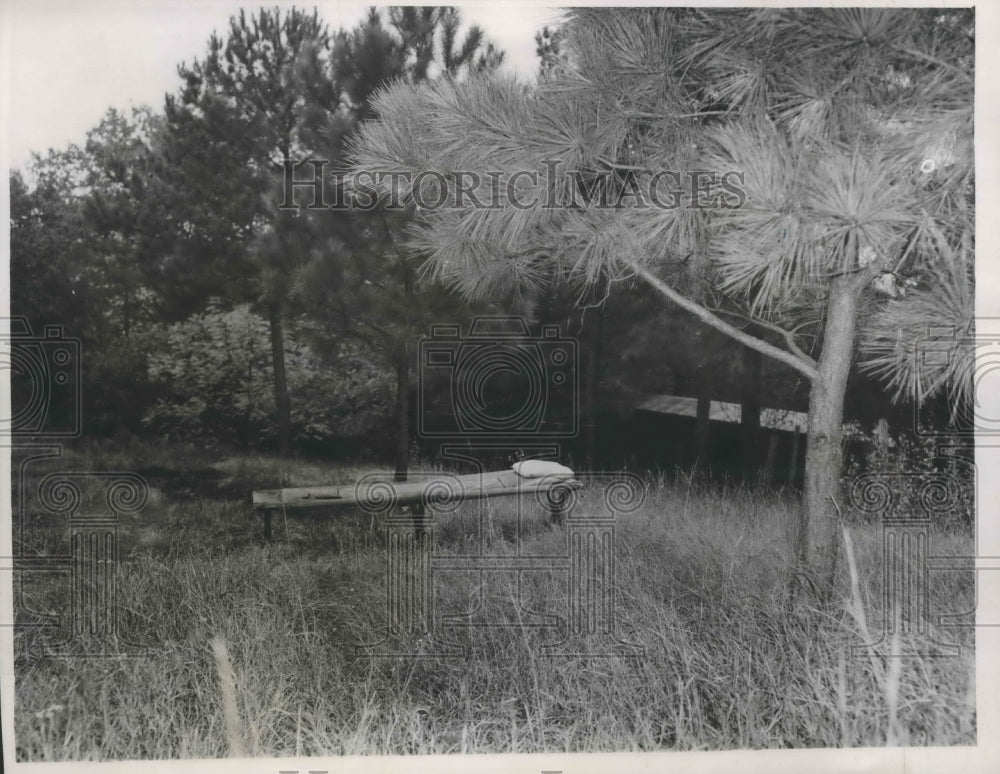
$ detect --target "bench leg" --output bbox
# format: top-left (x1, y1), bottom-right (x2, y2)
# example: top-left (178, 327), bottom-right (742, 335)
top-left (262, 508), bottom-right (273, 541)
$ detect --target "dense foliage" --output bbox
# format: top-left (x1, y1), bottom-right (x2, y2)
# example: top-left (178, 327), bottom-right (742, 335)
top-left (10, 7), bottom-right (503, 459)
top-left (144, 304), bottom-right (393, 449)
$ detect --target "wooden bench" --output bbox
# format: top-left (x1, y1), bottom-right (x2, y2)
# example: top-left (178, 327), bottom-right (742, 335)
top-left (251, 468), bottom-right (582, 538)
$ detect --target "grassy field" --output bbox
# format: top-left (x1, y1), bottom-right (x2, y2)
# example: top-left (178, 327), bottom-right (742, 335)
top-left (11, 441), bottom-right (976, 759)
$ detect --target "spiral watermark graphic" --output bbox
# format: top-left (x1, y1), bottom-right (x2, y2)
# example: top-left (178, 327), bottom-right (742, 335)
top-left (354, 475), bottom-right (399, 515)
top-left (37, 476), bottom-right (83, 516)
top-left (850, 474), bottom-right (896, 515)
top-left (107, 474), bottom-right (149, 515)
top-left (918, 476), bottom-right (960, 516)
top-left (420, 474), bottom-right (465, 514)
top-left (601, 473), bottom-right (647, 515)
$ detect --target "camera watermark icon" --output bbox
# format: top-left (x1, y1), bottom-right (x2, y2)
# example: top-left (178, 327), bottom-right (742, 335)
top-left (418, 317), bottom-right (577, 439)
top-left (911, 319), bottom-right (1000, 437)
top-left (0, 317), bottom-right (81, 437)
top-left (353, 468), bottom-right (647, 660)
top-left (8, 447), bottom-right (149, 658)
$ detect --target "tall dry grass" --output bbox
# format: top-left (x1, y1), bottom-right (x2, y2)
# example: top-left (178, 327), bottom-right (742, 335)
top-left (12, 448), bottom-right (976, 758)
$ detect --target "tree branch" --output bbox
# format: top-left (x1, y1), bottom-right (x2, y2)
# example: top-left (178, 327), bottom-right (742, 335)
top-left (750, 317), bottom-right (816, 367)
top-left (708, 299), bottom-right (818, 368)
top-left (621, 255), bottom-right (819, 382)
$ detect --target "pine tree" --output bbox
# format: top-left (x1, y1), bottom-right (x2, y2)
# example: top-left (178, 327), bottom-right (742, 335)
top-left (347, 8), bottom-right (974, 587)
top-left (302, 6), bottom-right (503, 479)
top-left (156, 7), bottom-right (340, 454)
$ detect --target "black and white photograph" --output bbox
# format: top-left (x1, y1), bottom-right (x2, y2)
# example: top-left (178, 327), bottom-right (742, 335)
top-left (2, 1), bottom-right (995, 772)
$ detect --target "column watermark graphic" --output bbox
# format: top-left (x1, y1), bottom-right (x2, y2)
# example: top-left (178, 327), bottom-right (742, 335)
top-left (3, 317), bottom-right (150, 659)
top-left (843, 317), bottom-right (999, 659)
top-left (353, 468), bottom-right (647, 660)
top-left (849, 466), bottom-right (968, 658)
top-left (7, 451), bottom-right (152, 659)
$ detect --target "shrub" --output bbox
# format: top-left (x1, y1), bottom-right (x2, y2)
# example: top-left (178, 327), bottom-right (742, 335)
top-left (144, 303), bottom-right (392, 450)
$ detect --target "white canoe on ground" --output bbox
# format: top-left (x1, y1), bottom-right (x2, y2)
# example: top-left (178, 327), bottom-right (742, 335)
top-left (252, 467), bottom-right (580, 512)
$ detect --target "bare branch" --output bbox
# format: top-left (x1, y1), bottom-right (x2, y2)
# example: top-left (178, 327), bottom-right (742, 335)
top-left (708, 299), bottom-right (818, 368)
top-left (750, 317), bottom-right (816, 367)
top-left (621, 255), bottom-right (820, 381)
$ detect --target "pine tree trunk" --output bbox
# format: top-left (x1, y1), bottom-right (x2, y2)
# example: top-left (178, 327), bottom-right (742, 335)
top-left (267, 300), bottom-right (291, 456)
top-left (393, 347), bottom-right (410, 483)
top-left (800, 274), bottom-right (862, 590)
